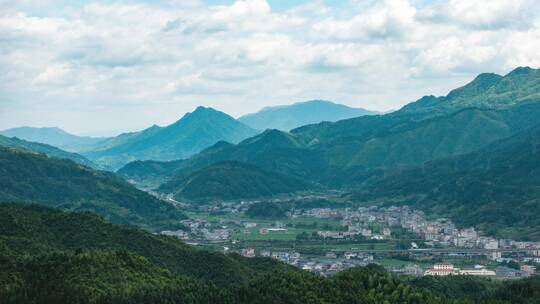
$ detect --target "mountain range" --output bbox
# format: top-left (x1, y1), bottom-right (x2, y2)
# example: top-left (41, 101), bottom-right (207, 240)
top-left (238, 100), bottom-right (376, 131)
top-left (115, 67), bottom-right (540, 239)
top-left (124, 67), bottom-right (540, 187)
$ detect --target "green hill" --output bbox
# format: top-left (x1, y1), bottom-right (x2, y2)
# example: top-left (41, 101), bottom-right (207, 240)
top-left (238, 100), bottom-right (376, 131)
top-left (0, 134), bottom-right (96, 168)
top-left (159, 161), bottom-right (309, 202)
top-left (350, 124), bottom-right (540, 240)
top-left (0, 147), bottom-right (184, 230)
top-left (0, 250), bottom-right (216, 304)
top-left (83, 107), bottom-right (258, 169)
top-left (0, 203), bottom-right (293, 287)
top-left (0, 126), bottom-right (107, 152)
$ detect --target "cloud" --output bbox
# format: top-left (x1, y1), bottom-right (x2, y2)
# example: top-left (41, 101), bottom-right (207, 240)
top-left (1, 0), bottom-right (540, 134)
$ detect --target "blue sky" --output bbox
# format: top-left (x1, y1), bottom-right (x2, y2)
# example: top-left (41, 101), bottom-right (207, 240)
top-left (1, 0), bottom-right (539, 135)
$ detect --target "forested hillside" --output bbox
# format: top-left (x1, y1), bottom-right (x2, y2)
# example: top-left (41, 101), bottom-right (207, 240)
top-left (0, 147), bottom-right (184, 230)
top-left (350, 124), bottom-right (540, 240)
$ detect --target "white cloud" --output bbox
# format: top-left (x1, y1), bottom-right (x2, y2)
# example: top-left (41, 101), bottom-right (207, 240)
top-left (0, 0), bottom-right (540, 134)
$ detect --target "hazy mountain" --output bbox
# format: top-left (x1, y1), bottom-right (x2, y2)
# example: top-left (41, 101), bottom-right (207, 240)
top-left (238, 100), bottom-right (376, 131)
top-left (0, 134), bottom-right (96, 168)
top-left (83, 106), bottom-right (258, 170)
top-left (0, 147), bottom-right (185, 230)
top-left (0, 126), bottom-right (106, 152)
top-left (158, 161), bottom-right (310, 202)
top-left (350, 124), bottom-right (540, 240)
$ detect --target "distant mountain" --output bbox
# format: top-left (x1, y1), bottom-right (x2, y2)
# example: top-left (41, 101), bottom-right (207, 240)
top-left (0, 147), bottom-right (185, 230)
top-left (238, 100), bottom-right (376, 131)
top-left (0, 126), bottom-right (106, 152)
top-left (83, 106), bottom-right (258, 169)
top-left (0, 134), bottom-right (96, 168)
top-left (158, 161), bottom-right (310, 202)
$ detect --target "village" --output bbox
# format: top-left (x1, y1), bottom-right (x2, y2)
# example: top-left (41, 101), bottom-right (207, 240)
top-left (160, 203), bottom-right (540, 279)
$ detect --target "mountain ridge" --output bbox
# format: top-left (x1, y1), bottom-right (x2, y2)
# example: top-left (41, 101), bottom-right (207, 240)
top-left (238, 100), bottom-right (376, 131)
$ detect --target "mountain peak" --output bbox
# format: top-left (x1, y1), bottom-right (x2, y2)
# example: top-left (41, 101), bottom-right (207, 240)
top-left (506, 66), bottom-right (534, 77)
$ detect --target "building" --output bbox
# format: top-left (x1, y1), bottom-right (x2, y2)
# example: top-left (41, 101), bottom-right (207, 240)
top-left (424, 264), bottom-right (458, 276)
top-left (241, 248), bottom-right (255, 258)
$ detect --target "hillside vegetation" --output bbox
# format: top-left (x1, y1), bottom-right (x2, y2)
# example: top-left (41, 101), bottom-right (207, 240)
top-left (350, 124), bottom-right (540, 240)
top-left (0, 147), bottom-right (184, 230)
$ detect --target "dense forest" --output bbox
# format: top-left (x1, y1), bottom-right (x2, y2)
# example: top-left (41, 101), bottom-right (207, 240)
top-left (1, 203), bottom-right (540, 303)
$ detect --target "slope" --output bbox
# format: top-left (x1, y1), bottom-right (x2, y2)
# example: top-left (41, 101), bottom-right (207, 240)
top-left (0, 147), bottom-right (184, 230)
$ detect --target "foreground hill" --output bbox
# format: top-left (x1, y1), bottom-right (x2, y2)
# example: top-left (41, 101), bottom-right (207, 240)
top-left (1, 205), bottom-right (538, 304)
top-left (0, 147), bottom-right (184, 230)
top-left (238, 100), bottom-right (376, 131)
top-left (0, 134), bottom-right (97, 168)
top-left (158, 161), bottom-right (310, 202)
top-left (83, 106), bottom-right (257, 169)
top-left (350, 124), bottom-right (540, 240)
top-left (0, 126), bottom-right (106, 152)
top-left (0, 203), bottom-right (292, 287)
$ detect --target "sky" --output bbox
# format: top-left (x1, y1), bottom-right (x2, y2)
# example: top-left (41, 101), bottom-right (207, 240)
top-left (1, 0), bottom-right (540, 136)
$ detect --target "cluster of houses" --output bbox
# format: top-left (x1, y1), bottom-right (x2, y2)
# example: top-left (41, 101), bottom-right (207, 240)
top-left (239, 247), bottom-right (374, 276)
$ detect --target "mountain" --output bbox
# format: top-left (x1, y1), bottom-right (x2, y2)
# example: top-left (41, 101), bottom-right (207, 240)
top-left (238, 100), bottom-right (376, 131)
top-left (0, 126), bottom-right (106, 152)
top-left (349, 123), bottom-right (540, 240)
top-left (399, 66), bottom-right (540, 116)
top-left (118, 67), bottom-right (540, 191)
top-left (0, 134), bottom-right (96, 168)
top-left (158, 161), bottom-right (310, 202)
top-left (83, 106), bottom-right (258, 169)
top-left (0, 147), bottom-right (185, 230)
